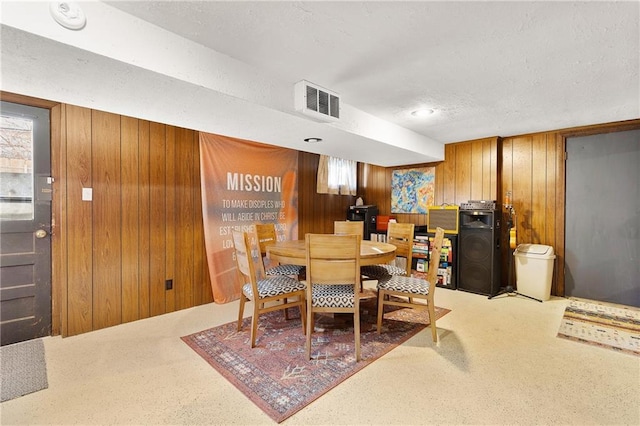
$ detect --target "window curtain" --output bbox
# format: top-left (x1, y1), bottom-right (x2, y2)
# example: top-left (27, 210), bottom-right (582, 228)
top-left (317, 155), bottom-right (357, 195)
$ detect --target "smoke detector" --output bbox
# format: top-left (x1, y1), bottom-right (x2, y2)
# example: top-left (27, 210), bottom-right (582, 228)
top-left (294, 80), bottom-right (340, 122)
top-left (50, 2), bottom-right (86, 30)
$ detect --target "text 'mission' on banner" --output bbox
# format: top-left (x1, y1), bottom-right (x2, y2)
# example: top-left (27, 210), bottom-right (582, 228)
top-left (200, 133), bottom-right (299, 303)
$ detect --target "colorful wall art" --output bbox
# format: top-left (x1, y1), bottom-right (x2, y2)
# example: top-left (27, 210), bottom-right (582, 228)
top-left (391, 167), bottom-right (435, 213)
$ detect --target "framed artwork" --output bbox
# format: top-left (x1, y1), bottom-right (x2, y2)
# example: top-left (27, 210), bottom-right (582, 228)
top-left (391, 167), bottom-right (435, 213)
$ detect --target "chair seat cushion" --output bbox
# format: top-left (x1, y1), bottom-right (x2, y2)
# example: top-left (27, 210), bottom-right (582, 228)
top-left (265, 264), bottom-right (305, 277)
top-left (361, 264), bottom-right (406, 280)
top-left (242, 276), bottom-right (306, 299)
top-left (311, 284), bottom-right (355, 308)
top-left (377, 275), bottom-right (430, 295)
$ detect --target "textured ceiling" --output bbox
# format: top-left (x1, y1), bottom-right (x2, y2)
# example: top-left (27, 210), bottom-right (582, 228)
top-left (105, 1), bottom-right (640, 142)
top-left (1, 1), bottom-right (639, 166)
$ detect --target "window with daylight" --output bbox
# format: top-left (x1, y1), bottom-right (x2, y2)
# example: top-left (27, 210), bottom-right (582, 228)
top-left (316, 155), bottom-right (357, 196)
top-left (0, 114), bottom-right (34, 220)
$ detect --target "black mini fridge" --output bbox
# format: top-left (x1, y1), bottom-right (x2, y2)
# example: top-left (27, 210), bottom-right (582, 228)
top-left (346, 205), bottom-right (378, 240)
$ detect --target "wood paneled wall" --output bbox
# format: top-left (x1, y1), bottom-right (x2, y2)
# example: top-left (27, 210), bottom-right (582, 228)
top-left (501, 132), bottom-right (563, 294)
top-left (55, 104), bottom-right (212, 337)
top-left (359, 137), bottom-right (500, 227)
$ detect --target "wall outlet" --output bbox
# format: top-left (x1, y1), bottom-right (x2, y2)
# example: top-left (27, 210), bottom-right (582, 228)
top-left (165, 279), bottom-right (173, 290)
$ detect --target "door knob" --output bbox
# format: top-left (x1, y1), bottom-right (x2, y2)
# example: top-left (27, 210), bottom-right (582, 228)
top-left (35, 229), bottom-right (48, 239)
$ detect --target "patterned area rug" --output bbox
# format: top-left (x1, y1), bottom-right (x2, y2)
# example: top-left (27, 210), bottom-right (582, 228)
top-left (557, 297), bottom-right (640, 356)
top-left (182, 301), bottom-right (450, 423)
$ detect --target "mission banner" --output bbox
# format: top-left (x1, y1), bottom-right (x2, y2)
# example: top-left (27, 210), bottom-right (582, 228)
top-left (200, 132), bottom-right (299, 303)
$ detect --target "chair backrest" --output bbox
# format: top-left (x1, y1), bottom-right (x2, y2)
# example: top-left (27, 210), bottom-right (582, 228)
top-left (232, 230), bottom-right (259, 293)
top-left (305, 233), bottom-right (361, 286)
top-left (426, 227), bottom-right (446, 297)
top-left (334, 220), bottom-right (364, 237)
top-left (387, 222), bottom-right (415, 275)
top-left (254, 223), bottom-right (278, 257)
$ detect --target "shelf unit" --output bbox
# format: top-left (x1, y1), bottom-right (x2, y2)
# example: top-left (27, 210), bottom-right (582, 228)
top-left (411, 232), bottom-right (457, 290)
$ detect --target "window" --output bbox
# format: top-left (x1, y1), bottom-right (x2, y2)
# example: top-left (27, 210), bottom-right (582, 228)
top-left (0, 114), bottom-right (34, 220)
top-left (317, 155), bottom-right (357, 195)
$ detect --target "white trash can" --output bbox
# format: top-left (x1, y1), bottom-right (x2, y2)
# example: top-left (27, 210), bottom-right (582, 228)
top-left (513, 244), bottom-right (556, 301)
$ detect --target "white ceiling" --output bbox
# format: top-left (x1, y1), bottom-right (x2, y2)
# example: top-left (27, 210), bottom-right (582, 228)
top-left (1, 1), bottom-right (638, 166)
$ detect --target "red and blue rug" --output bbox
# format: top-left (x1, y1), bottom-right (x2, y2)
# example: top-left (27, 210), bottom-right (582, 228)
top-left (182, 302), bottom-right (450, 423)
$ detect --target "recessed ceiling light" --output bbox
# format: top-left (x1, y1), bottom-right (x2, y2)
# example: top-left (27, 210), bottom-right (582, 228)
top-left (411, 108), bottom-right (435, 118)
top-left (304, 137), bottom-right (323, 143)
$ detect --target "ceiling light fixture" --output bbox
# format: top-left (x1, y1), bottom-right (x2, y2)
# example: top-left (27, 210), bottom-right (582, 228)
top-left (411, 108), bottom-right (435, 118)
top-left (304, 137), bottom-right (323, 143)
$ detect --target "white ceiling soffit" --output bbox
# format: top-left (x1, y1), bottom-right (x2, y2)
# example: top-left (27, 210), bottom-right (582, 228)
top-left (0, 1), bottom-right (443, 167)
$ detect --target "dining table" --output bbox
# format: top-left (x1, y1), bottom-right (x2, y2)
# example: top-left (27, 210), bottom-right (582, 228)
top-left (266, 239), bottom-right (397, 267)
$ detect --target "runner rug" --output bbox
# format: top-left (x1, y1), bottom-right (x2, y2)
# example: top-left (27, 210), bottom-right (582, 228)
top-left (557, 297), bottom-right (640, 356)
top-left (182, 302), bottom-right (450, 423)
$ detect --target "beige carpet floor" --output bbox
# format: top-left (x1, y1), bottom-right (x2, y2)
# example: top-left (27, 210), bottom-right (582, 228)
top-left (1, 285), bottom-right (638, 425)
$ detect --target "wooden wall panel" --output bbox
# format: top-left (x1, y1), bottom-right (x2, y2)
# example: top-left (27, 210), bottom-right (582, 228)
top-left (149, 123), bottom-right (167, 317)
top-left (470, 141), bottom-right (484, 200)
top-left (165, 126), bottom-right (176, 313)
top-left (175, 127), bottom-right (195, 310)
top-left (193, 133), bottom-right (212, 306)
top-left (512, 136), bottom-right (533, 244)
top-left (531, 134), bottom-right (548, 244)
top-left (64, 105), bottom-right (93, 335)
top-left (442, 144), bottom-right (456, 204)
top-left (91, 111), bottom-right (122, 329)
top-left (121, 116), bottom-right (140, 323)
top-left (138, 120), bottom-right (151, 319)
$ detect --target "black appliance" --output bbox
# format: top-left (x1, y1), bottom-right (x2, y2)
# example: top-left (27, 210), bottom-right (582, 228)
top-left (346, 205), bottom-right (378, 240)
top-left (458, 210), bottom-right (501, 296)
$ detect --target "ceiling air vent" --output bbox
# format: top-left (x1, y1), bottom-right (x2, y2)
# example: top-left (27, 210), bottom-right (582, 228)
top-left (294, 80), bottom-right (340, 122)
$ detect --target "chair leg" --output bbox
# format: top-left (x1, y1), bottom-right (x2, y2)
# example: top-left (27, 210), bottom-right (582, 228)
top-left (306, 305), bottom-right (313, 360)
top-left (299, 297), bottom-right (307, 335)
top-left (428, 302), bottom-right (438, 342)
top-left (376, 290), bottom-right (385, 334)
top-left (283, 297), bottom-right (290, 320)
top-left (250, 303), bottom-right (260, 348)
top-left (354, 302), bottom-right (361, 362)
top-left (237, 294), bottom-right (247, 331)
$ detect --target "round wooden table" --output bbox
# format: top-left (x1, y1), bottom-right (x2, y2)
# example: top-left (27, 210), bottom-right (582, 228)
top-left (267, 239), bottom-right (396, 266)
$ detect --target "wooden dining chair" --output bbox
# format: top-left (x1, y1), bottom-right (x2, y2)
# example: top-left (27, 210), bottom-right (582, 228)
top-left (334, 220), bottom-right (364, 237)
top-left (361, 222), bottom-right (415, 281)
top-left (305, 233), bottom-right (362, 361)
top-left (334, 220), bottom-right (369, 291)
top-left (255, 223), bottom-right (305, 279)
top-left (376, 227), bottom-right (445, 343)
top-left (232, 230), bottom-right (306, 348)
